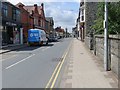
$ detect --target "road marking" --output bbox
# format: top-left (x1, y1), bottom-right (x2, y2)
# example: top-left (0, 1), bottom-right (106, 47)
top-left (50, 40), bottom-right (72, 88)
top-left (5, 54), bottom-right (35, 69)
top-left (1, 55), bottom-right (17, 61)
top-left (45, 40), bottom-right (72, 88)
top-left (45, 58), bottom-right (61, 88)
top-left (50, 50), bottom-right (68, 88)
top-left (42, 47), bottom-right (50, 51)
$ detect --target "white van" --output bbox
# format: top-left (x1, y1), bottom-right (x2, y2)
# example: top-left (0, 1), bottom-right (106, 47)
top-left (28, 29), bottom-right (48, 46)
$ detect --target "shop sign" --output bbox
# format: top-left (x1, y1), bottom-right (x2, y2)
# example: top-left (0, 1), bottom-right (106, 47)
top-left (6, 22), bottom-right (17, 26)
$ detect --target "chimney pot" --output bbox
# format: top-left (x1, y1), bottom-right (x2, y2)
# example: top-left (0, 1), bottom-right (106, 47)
top-left (34, 4), bottom-right (37, 7)
top-left (41, 3), bottom-right (44, 8)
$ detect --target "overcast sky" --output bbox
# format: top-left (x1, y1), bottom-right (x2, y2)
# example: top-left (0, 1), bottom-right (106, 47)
top-left (9, 0), bottom-right (80, 33)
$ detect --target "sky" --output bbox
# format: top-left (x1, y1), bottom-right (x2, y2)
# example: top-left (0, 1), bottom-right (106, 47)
top-left (8, 0), bottom-right (80, 33)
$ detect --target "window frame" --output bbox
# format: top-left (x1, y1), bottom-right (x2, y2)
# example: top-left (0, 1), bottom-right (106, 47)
top-left (2, 4), bottom-right (8, 17)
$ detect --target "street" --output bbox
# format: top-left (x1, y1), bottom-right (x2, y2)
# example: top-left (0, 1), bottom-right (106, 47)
top-left (2, 38), bottom-right (118, 88)
top-left (2, 38), bottom-right (72, 88)
top-left (1, 1), bottom-right (119, 89)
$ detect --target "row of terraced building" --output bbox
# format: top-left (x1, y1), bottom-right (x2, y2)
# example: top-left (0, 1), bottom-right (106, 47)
top-left (0, 1), bottom-right (54, 45)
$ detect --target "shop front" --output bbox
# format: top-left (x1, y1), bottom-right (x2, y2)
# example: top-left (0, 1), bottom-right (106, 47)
top-left (2, 20), bottom-right (22, 46)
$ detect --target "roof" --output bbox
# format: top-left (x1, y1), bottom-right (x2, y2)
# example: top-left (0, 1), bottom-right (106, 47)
top-left (46, 17), bottom-right (53, 22)
top-left (16, 2), bottom-right (25, 7)
top-left (55, 27), bottom-right (64, 32)
top-left (46, 17), bottom-right (54, 24)
top-left (2, 1), bottom-right (20, 10)
top-left (24, 6), bottom-right (42, 15)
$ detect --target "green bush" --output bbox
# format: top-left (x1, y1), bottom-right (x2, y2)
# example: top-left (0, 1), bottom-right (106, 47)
top-left (91, 2), bottom-right (120, 34)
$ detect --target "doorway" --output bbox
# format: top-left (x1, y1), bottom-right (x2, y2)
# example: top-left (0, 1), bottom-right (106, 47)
top-left (7, 26), bottom-right (13, 44)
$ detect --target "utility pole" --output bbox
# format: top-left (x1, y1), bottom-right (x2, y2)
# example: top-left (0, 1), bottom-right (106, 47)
top-left (104, 0), bottom-right (110, 71)
top-left (65, 28), bottom-right (68, 38)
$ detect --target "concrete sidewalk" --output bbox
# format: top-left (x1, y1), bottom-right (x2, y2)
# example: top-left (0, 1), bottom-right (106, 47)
top-left (0, 44), bottom-right (27, 54)
top-left (60, 38), bottom-right (118, 88)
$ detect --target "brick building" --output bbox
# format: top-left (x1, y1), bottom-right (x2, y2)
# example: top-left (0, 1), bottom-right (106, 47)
top-left (1, 1), bottom-right (22, 45)
top-left (16, 3), bottom-right (46, 42)
top-left (45, 19), bottom-right (49, 37)
top-left (45, 17), bottom-right (54, 38)
top-left (24, 3), bottom-right (46, 30)
top-left (55, 27), bottom-right (65, 38)
top-left (16, 3), bottom-right (34, 43)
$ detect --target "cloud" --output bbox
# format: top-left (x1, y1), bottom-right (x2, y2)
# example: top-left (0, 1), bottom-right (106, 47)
top-left (8, 0), bottom-right (80, 5)
top-left (8, 1), bottom-right (79, 32)
top-left (45, 3), bottom-right (78, 32)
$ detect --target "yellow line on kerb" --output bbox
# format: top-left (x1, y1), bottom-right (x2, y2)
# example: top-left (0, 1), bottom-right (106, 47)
top-left (45, 59), bottom-right (61, 88)
top-left (50, 51), bottom-right (68, 88)
top-left (45, 40), bottom-right (72, 89)
top-left (45, 48), bottom-right (66, 88)
top-left (50, 40), bottom-right (72, 88)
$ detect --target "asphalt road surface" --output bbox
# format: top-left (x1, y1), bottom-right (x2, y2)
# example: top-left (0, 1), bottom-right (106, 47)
top-left (2, 38), bottom-right (72, 88)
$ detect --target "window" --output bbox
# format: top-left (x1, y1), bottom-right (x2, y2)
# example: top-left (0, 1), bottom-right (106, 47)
top-left (82, 9), bottom-right (84, 15)
top-left (16, 10), bottom-right (20, 21)
top-left (12, 9), bottom-right (20, 21)
top-left (12, 9), bottom-right (16, 21)
top-left (2, 4), bottom-right (8, 17)
top-left (41, 19), bottom-right (42, 27)
top-left (80, 2), bottom-right (84, 7)
top-left (34, 17), bottom-right (38, 25)
top-left (81, 16), bottom-right (84, 21)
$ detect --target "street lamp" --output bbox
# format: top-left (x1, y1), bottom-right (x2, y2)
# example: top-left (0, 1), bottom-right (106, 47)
top-left (104, 0), bottom-right (110, 71)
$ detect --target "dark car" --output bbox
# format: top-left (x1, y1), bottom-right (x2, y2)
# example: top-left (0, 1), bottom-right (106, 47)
top-left (48, 36), bottom-right (58, 42)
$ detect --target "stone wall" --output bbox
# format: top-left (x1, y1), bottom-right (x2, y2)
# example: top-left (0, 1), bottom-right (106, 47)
top-left (85, 2), bottom-right (98, 50)
top-left (109, 36), bottom-right (120, 75)
top-left (94, 36), bottom-right (104, 61)
top-left (85, 2), bottom-right (98, 36)
top-left (85, 36), bottom-right (90, 49)
top-left (84, 1), bottom-right (120, 76)
top-left (85, 35), bottom-right (120, 75)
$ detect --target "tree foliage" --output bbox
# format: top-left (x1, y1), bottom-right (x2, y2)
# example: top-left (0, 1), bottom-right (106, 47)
top-left (91, 2), bottom-right (120, 34)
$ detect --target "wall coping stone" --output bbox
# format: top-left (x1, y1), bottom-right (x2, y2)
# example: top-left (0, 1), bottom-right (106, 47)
top-left (94, 35), bottom-right (120, 40)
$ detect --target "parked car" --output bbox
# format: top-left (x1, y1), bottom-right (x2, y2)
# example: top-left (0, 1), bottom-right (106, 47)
top-left (28, 29), bottom-right (48, 46)
top-left (48, 36), bottom-right (58, 42)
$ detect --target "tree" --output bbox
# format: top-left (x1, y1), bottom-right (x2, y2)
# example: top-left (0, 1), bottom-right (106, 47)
top-left (91, 2), bottom-right (120, 34)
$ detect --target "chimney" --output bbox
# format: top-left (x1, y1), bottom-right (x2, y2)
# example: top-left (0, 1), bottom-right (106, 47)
top-left (17, 3), bottom-right (24, 8)
top-left (34, 4), bottom-right (37, 7)
top-left (41, 3), bottom-right (44, 9)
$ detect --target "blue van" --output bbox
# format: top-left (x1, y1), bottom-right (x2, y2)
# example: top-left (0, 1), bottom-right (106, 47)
top-left (28, 29), bottom-right (48, 46)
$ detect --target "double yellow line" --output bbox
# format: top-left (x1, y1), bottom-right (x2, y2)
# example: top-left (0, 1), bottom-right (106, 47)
top-left (45, 40), bottom-right (72, 89)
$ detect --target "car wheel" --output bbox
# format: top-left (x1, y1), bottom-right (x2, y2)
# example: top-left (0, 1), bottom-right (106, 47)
top-left (40, 41), bottom-right (43, 46)
top-left (28, 42), bottom-right (31, 46)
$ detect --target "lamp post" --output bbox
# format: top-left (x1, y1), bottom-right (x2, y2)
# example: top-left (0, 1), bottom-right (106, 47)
top-left (104, 0), bottom-right (110, 71)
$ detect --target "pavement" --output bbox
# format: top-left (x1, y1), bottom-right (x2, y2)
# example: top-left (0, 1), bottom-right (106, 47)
top-left (59, 38), bottom-right (118, 88)
top-left (0, 44), bottom-right (27, 54)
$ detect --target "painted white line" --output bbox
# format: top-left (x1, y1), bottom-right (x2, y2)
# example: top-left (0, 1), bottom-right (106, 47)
top-left (5, 54), bottom-right (35, 69)
top-left (1, 55), bottom-right (17, 61)
top-left (42, 47), bottom-right (50, 51)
